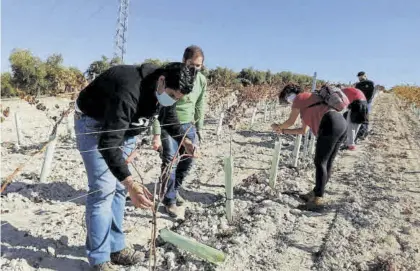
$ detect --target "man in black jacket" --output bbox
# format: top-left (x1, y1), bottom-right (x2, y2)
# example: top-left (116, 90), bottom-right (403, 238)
top-left (74, 62), bottom-right (196, 270)
top-left (355, 71), bottom-right (375, 140)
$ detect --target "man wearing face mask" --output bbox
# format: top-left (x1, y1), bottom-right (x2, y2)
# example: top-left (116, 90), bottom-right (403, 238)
top-left (151, 45), bottom-right (207, 217)
top-left (74, 62), bottom-right (196, 270)
top-left (355, 71), bottom-right (375, 140)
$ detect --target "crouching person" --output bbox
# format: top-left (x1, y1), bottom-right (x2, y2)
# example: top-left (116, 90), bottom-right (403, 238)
top-left (271, 84), bottom-right (347, 210)
top-left (355, 71), bottom-right (375, 139)
top-left (341, 87), bottom-right (369, 150)
top-left (75, 62), bottom-right (196, 270)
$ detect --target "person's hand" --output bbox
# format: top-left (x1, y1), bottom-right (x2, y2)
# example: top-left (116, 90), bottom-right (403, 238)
top-left (122, 177), bottom-right (154, 209)
top-left (271, 123), bottom-right (284, 134)
top-left (182, 138), bottom-right (200, 158)
top-left (197, 131), bottom-right (203, 143)
top-left (125, 150), bottom-right (138, 164)
top-left (152, 135), bottom-right (162, 151)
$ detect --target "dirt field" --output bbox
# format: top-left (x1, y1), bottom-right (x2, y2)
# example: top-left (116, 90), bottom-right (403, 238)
top-left (1, 92), bottom-right (420, 271)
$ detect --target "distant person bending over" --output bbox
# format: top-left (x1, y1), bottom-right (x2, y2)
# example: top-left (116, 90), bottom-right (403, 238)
top-left (355, 71), bottom-right (375, 139)
top-left (151, 45), bottom-right (207, 217)
top-left (75, 62), bottom-right (196, 271)
top-left (341, 87), bottom-right (368, 150)
top-left (271, 84), bottom-right (347, 210)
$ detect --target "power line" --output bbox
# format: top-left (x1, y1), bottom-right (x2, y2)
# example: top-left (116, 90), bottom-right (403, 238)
top-left (49, 1), bottom-right (110, 54)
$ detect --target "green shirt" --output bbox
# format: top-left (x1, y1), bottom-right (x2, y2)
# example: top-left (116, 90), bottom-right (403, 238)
top-left (153, 72), bottom-right (207, 135)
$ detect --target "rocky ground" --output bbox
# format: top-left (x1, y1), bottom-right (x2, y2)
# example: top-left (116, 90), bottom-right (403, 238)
top-left (1, 93), bottom-right (419, 271)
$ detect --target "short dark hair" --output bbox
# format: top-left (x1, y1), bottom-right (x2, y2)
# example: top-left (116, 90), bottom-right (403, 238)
top-left (357, 71), bottom-right (365, 77)
top-left (183, 45), bottom-right (205, 62)
top-left (163, 62), bottom-right (196, 94)
top-left (278, 83), bottom-right (303, 103)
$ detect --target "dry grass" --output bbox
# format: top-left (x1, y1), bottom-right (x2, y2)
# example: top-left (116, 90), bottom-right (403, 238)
top-left (393, 85), bottom-right (420, 106)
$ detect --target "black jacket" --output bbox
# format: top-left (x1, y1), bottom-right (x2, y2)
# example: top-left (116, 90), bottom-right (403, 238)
top-left (77, 63), bottom-right (183, 181)
top-left (348, 100), bottom-right (369, 124)
top-left (157, 106), bottom-right (194, 142)
top-left (355, 79), bottom-right (375, 103)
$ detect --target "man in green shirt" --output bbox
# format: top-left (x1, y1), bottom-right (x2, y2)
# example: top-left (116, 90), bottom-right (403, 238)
top-left (152, 45), bottom-right (207, 217)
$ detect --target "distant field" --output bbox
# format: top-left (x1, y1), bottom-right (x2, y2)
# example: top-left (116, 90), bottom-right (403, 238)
top-left (393, 85), bottom-right (420, 106)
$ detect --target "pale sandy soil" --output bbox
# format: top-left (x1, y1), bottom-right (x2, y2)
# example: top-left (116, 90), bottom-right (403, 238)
top-left (1, 93), bottom-right (419, 271)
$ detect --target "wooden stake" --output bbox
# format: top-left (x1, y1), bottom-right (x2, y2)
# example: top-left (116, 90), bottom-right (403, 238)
top-left (224, 156), bottom-right (234, 223)
top-left (412, 103), bottom-right (420, 119)
top-left (1, 141), bottom-right (50, 193)
top-left (216, 112), bottom-right (224, 138)
top-left (269, 140), bottom-right (282, 188)
top-left (291, 134), bottom-right (302, 168)
top-left (273, 102), bottom-right (278, 118)
top-left (302, 131), bottom-right (310, 158)
top-left (67, 114), bottom-right (75, 138)
top-left (14, 112), bottom-right (23, 148)
top-left (39, 134), bottom-right (58, 182)
top-left (250, 107), bottom-right (258, 127)
top-left (2, 106), bottom-right (73, 192)
top-left (229, 132), bottom-right (233, 157)
top-left (309, 131), bottom-right (316, 156)
top-left (264, 101), bottom-right (268, 122)
top-left (308, 61), bottom-right (316, 153)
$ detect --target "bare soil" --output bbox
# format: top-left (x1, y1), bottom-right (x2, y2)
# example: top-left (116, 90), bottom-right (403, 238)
top-left (1, 93), bottom-right (419, 271)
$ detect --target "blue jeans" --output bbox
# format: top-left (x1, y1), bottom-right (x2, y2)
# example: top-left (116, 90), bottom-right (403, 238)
top-left (74, 113), bottom-right (135, 266)
top-left (367, 102), bottom-right (373, 113)
top-left (161, 123), bottom-right (197, 205)
top-left (360, 98), bottom-right (374, 137)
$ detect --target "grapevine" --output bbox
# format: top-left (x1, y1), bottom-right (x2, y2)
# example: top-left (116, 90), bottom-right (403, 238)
top-left (393, 85), bottom-right (420, 106)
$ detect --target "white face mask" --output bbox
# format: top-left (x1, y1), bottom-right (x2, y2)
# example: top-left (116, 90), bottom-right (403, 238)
top-left (156, 90), bottom-right (176, 107)
top-left (155, 80), bottom-right (177, 107)
top-left (286, 93), bottom-right (297, 104)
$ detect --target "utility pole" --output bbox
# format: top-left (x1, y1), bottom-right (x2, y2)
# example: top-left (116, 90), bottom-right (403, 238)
top-left (114, 0), bottom-right (130, 63)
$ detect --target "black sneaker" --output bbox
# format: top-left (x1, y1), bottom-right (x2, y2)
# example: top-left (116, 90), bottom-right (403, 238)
top-left (297, 197), bottom-right (325, 212)
top-left (164, 203), bottom-right (179, 218)
top-left (299, 191), bottom-right (315, 202)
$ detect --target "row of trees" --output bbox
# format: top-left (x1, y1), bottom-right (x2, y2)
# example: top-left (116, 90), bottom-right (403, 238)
top-left (1, 49), bottom-right (87, 97)
top-left (1, 48), bottom-right (324, 98)
top-left (393, 85), bottom-right (420, 106)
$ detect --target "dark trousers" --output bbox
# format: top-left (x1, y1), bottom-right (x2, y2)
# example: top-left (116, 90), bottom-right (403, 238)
top-left (357, 99), bottom-right (373, 140)
top-left (314, 111), bottom-right (347, 197)
top-left (160, 123), bottom-right (197, 205)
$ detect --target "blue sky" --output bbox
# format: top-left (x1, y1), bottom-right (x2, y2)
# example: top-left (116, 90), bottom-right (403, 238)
top-left (2, 0), bottom-right (419, 88)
